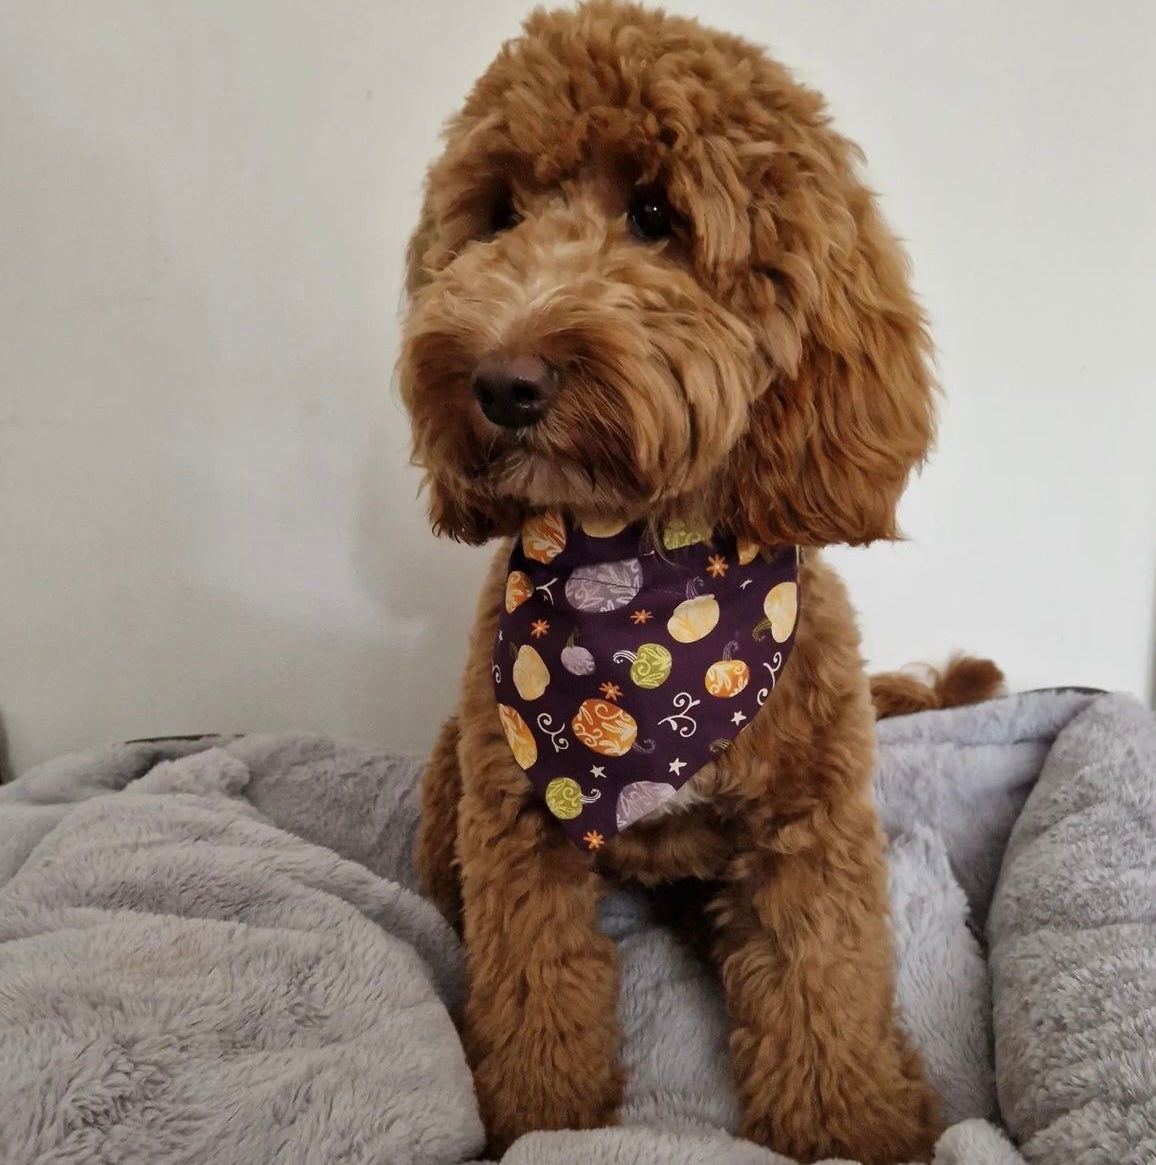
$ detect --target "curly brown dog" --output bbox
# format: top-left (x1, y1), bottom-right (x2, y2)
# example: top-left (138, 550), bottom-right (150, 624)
top-left (399, 4), bottom-right (1000, 1161)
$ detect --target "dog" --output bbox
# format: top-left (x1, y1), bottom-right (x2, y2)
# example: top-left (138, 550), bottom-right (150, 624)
top-left (399, 4), bottom-right (999, 1161)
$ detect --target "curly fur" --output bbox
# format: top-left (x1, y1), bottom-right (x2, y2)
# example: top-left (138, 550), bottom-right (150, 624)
top-left (400, 4), bottom-right (969, 1161)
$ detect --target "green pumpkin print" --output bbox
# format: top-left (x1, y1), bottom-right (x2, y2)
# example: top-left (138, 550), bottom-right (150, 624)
top-left (612, 643), bottom-right (673, 689)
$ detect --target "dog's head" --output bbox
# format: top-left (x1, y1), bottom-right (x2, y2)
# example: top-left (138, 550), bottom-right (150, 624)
top-left (400, 1), bottom-right (934, 548)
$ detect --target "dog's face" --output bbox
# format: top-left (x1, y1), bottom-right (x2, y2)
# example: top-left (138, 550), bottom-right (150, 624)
top-left (400, 1), bottom-right (934, 548)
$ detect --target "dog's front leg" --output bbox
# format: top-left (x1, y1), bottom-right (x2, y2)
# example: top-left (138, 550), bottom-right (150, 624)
top-left (711, 796), bottom-right (940, 1165)
top-left (456, 767), bottom-right (621, 1155)
top-left (416, 715), bottom-right (466, 930)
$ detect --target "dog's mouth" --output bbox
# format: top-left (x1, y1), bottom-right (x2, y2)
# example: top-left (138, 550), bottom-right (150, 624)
top-left (476, 431), bottom-right (623, 511)
top-left (462, 400), bottom-right (661, 517)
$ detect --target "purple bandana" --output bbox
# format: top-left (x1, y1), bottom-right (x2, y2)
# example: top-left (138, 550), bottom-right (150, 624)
top-left (493, 514), bottom-right (801, 851)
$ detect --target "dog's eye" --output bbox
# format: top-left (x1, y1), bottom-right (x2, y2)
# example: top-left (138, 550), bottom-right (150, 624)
top-left (627, 188), bottom-right (673, 242)
top-left (489, 191), bottom-right (520, 235)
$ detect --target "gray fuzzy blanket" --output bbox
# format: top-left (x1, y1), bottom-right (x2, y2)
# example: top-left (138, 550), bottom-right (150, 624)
top-left (0, 690), bottom-right (1153, 1165)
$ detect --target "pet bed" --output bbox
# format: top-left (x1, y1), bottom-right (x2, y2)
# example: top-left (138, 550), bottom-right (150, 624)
top-left (0, 689), bottom-right (1153, 1165)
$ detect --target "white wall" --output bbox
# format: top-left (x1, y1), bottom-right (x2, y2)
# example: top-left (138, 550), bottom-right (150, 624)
top-left (2, 1), bottom-right (1154, 776)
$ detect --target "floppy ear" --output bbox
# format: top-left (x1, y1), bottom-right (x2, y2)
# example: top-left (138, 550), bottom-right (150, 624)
top-left (404, 188), bottom-right (439, 299)
top-left (727, 158), bottom-right (936, 548)
top-left (401, 180), bottom-right (523, 546)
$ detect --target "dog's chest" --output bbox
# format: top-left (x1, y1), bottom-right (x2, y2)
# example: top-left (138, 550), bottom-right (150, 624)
top-left (594, 759), bottom-right (737, 884)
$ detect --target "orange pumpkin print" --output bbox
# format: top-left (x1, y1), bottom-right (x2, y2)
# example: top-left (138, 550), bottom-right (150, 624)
top-left (504, 570), bottom-right (534, 613)
top-left (497, 703), bottom-right (538, 770)
top-left (521, 511), bottom-right (567, 564)
top-left (571, 698), bottom-right (638, 757)
top-left (705, 639), bottom-right (750, 697)
top-left (705, 659), bottom-right (750, 697)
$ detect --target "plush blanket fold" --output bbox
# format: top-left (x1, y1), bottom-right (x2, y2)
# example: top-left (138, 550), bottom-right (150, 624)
top-left (1, 688), bottom-right (1151, 1165)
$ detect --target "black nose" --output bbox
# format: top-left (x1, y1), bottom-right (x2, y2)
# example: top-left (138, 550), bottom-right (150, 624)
top-left (471, 353), bottom-right (557, 429)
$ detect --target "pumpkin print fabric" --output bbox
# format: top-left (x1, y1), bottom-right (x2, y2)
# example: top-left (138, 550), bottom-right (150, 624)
top-left (493, 514), bottom-right (801, 850)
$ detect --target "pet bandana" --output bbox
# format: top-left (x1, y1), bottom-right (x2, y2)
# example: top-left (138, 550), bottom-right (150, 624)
top-left (493, 513), bottom-right (801, 851)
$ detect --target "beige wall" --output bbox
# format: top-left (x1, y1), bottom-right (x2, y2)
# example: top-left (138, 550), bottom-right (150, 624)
top-left (2, 1), bottom-right (1154, 775)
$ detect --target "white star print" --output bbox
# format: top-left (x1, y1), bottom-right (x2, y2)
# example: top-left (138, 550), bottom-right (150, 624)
top-left (498, 630), bottom-right (503, 641)
top-left (731, 711), bottom-right (747, 726)
top-left (590, 765), bottom-right (606, 779)
top-left (668, 758), bottom-right (686, 776)
top-left (739, 579), bottom-right (753, 590)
